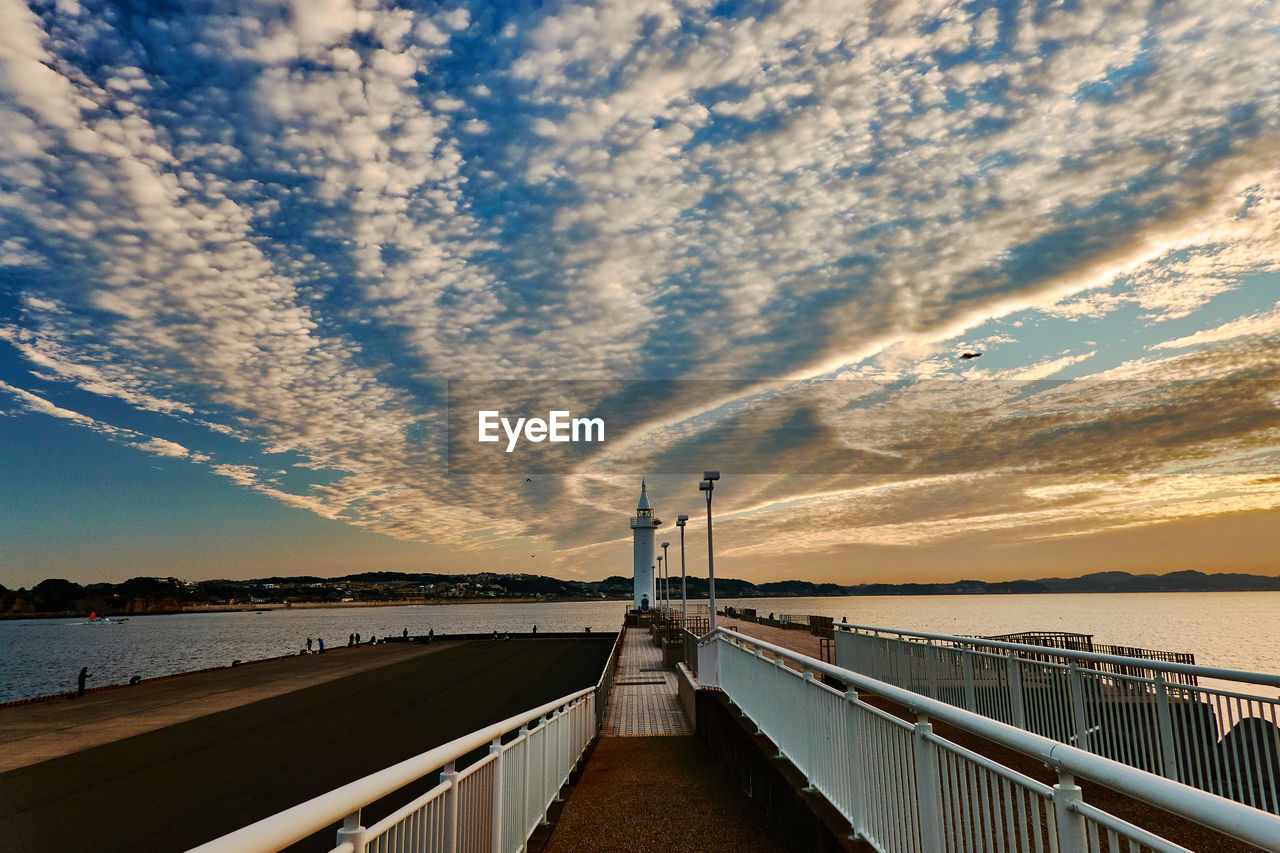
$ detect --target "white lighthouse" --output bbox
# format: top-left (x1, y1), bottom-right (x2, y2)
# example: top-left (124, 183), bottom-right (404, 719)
top-left (630, 479), bottom-right (661, 610)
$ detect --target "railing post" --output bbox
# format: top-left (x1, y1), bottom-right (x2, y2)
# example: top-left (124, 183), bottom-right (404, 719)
top-left (697, 635), bottom-right (720, 687)
top-left (1153, 673), bottom-right (1180, 781)
top-left (912, 713), bottom-right (945, 853)
top-left (552, 708), bottom-right (563, 801)
top-left (539, 714), bottom-right (550, 824)
top-left (334, 809), bottom-right (366, 852)
top-left (961, 648), bottom-right (978, 711)
top-left (490, 736), bottom-right (505, 853)
top-left (1007, 652), bottom-right (1027, 729)
top-left (520, 722), bottom-right (532, 834)
top-left (844, 691), bottom-right (867, 840)
top-left (1052, 771), bottom-right (1087, 853)
top-left (441, 760), bottom-right (460, 853)
top-left (802, 671), bottom-right (818, 789)
top-left (1068, 662), bottom-right (1090, 751)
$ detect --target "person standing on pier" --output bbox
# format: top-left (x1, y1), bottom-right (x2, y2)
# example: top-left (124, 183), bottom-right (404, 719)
top-left (76, 666), bottom-right (92, 697)
top-left (306, 637), bottom-right (313, 652)
top-left (348, 633), bottom-right (354, 646)
top-left (318, 638), bottom-right (325, 653)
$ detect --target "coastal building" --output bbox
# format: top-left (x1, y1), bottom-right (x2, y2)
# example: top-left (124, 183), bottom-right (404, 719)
top-left (629, 479), bottom-right (661, 610)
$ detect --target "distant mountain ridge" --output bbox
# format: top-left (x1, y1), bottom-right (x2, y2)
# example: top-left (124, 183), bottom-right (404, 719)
top-left (2, 569), bottom-right (1278, 618)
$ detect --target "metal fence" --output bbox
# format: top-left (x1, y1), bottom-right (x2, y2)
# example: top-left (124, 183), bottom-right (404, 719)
top-left (191, 632), bottom-right (622, 853)
top-left (834, 623), bottom-right (1280, 815)
top-left (700, 628), bottom-right (1280, 853)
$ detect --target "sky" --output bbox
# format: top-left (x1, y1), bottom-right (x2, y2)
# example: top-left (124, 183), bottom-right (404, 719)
top-left (2, 0), bottom-right (1279, 589)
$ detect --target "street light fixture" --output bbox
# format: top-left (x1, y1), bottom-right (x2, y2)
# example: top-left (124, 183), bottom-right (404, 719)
top-left (699, 471), bottom-right (719, 629)
top-left (661, 542), bottom-right (671, 612)
top-left (675, 515), bottom-right (688, 625)
top-left (656, 555), bottom-right (663, 613)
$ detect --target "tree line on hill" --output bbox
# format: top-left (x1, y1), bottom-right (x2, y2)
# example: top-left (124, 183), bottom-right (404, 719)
top-left (2, 569), bottom-right (1278, 618)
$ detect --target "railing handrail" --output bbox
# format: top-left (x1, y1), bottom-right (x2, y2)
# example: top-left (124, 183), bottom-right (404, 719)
top-left (189, 684), bottom-right (595, 853)
top-left (836, 621), bottom-right (1280, 688)
top-left (710, 627), bottom-right (1280, 851)
top-left (596, 630), bottom-right (624, 692)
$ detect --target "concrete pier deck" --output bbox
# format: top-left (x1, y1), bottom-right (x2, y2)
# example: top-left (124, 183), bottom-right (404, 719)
top-left (0, 636), bottom-right (613, 853)
top-left (0, 641), bottom-right (442, 773)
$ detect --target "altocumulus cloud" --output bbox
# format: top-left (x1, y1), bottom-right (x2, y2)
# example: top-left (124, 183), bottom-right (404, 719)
top-left (1, 0), bottom-right (1280, 575)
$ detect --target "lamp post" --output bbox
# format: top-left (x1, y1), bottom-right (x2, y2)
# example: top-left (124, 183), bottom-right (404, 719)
top-left (661, 542), bottom-right (670, 612)
top-left (675, 515), bottom-right (688, 625)
top-left (699, 471), bottom-right (719, 630)
top-left (656, 555), bottom-right (663, 614)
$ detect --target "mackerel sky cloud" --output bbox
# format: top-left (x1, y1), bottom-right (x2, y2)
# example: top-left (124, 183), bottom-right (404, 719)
top-left (1, 0), bottom-right (1279, 586)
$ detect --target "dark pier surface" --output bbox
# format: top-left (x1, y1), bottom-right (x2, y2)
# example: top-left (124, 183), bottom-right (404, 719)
top-left (541, 628), bottom-right (806, 852)
top-left (0, 641), bottom-right (445, 772)
top-left (0, 636), bottom-right (613, 852)
top-left (544, 737), bottom-right (796, 852)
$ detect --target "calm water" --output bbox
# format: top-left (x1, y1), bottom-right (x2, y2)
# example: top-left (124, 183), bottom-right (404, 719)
top-left (1, 592), bottom-right (1277, 704)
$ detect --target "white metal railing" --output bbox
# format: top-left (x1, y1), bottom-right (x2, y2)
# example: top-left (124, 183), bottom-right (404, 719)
top-left (698, 627), bottom-right (1280, 853)
top-left (833, 622), bottom-right (1280, 813)
top-left (190, 631), bottom-right (624, 853)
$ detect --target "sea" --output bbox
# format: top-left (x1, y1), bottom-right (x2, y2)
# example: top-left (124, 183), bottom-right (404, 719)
top-left (1, 591), bottom-right (1278, 705)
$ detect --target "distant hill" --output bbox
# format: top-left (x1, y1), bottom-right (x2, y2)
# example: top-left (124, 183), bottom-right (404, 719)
top-left (1032, 570), bottom-right (1280, 594)
top-left (3, 569), bottom-right (1278, 618)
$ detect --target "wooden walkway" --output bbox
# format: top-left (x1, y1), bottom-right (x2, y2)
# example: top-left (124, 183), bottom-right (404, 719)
top-left (602, 627), bottom-right (690, 736)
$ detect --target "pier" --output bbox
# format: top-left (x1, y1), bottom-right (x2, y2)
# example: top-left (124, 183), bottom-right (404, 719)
top-left (543, 627), bottom-right (790, 851)
top-left (4, 606), bottom-right (1280, 851)
top-left (0, 637), bottom-right (613, 852)
top-left (175, 607), bottom-right (1280, 853)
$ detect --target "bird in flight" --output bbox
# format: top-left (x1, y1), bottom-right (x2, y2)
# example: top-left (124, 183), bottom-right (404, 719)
top-left (959, 352), bottom-right (983, 359)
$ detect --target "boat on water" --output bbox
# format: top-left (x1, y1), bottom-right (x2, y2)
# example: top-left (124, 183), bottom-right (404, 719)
top-left (84, 611), bottom-right (129, 625)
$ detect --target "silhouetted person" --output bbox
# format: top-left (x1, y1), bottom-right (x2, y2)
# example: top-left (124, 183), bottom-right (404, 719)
top-left (355, 632), bottom-right (361, 644)
top-left (77, 667), bottom-right (91, 697)
top-left (129, 675), bottom-right (141, 686)
top-left (306, 637), bottom-right (313, 652)
top-left (370, 635), bottom-right (376, 644)
top-left (403, 628), bottom-right (408, 639)
top-left (348, 633), bottom-right (355, 646)
top-left (532, 624), bottom-right (537, 634)
top-left (318, 638), bottom-right (325, 653)
top-left (428, 628), bottom-right (434, 641)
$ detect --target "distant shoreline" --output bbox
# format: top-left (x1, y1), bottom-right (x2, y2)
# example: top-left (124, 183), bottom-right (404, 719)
top-left (0, 596), bottom-right (632, 621)
top-left (4, 585), bottom-right (1278, 622)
